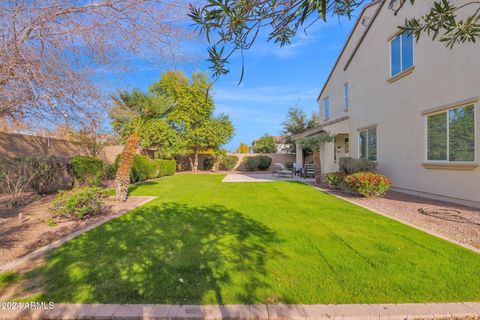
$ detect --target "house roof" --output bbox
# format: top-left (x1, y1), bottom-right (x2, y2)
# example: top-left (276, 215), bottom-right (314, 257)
top-left (291, 116), bottom-right (349, 140)
top-left (316, 0), bottom-right (385, 102)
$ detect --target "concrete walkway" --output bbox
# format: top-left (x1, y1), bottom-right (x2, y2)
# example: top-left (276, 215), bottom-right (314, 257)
top-left (222, 173), bottom-right (314, 183)
top-left (1, 302), bottom-right (480, 319)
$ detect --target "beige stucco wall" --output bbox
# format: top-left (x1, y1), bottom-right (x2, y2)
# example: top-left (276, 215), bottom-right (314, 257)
top-left (0, 132), bottom-right (123, 163)
top-left (317, 0), bottom-right (480, 207)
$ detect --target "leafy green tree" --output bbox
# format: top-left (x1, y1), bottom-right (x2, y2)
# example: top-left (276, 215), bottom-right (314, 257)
top-left (140, 119), bottom-right (184, 159)
top-left (235, 142), bottom-right (250, 153)
top-left (149, 70), bottom-right (235, 171)
top-left (189, 0), bottom-right (480, 79)
top-left (299, 132), bottom-right (335, 184)
top-left (252, 135), bottom-right (277, 154)
top-left (282, 106), bottom-right (320, 154)
top-left (110, 89), bottom-right (174, 202)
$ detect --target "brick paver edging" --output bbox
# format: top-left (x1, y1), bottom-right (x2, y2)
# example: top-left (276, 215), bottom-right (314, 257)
top-left (309, 185), bottom-right (480, 255)
top-left (0, 196), bottom-right (157, 273)
top-left (1, 302), bottom-right (480, 319)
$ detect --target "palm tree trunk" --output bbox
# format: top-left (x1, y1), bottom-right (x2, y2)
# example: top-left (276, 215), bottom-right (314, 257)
top-left (313, 149), bottom-right (322, 184)
top-left (115, 133), bottom-right (141, 202)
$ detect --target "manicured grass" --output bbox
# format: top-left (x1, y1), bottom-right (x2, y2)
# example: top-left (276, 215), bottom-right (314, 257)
top-left (11, 174), bottom-right (480, 303)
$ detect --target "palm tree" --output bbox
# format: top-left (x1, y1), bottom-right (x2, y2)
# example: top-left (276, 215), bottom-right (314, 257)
top-left (111, 89), bottom-right (174, 202)
top-left (298, 132), bottom-right (335, 184)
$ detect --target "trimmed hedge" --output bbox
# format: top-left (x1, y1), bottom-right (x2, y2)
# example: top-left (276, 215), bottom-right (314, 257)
top-left (153, 159), bottom-right (176, 177)
top-left (220, 155), bottom-right (238, 171)
top-left (71, 156), bottom-right (104, 187)
top-left (339, 157), bottom-right (377, 175)
top-left (115, 155), bottom-right (176, 183)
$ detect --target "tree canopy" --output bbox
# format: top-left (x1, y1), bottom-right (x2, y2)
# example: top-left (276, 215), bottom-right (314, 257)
top-left (252, 135), bottom-right (277, 154)
top-left (145, 70), bottom-right (235, 169)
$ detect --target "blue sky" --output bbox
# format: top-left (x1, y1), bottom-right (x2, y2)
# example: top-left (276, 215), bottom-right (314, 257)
top-left (98, 13), bottom-right (359, 152)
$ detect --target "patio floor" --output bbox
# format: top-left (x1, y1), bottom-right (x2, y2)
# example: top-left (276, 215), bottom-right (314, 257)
top-left (222, 173), bottom-right (314, 183)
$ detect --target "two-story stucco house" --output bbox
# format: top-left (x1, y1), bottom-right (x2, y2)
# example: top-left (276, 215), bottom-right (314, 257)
top-left (293, 0), bottom-right (480, 207)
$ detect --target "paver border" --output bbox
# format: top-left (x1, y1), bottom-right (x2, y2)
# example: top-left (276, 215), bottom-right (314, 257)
top-left (1, 303), bottom-right (479, 320)
top-left (308, 184), bottom-right (480, 254)
top-left (0, 196), bottom-right (157, 272)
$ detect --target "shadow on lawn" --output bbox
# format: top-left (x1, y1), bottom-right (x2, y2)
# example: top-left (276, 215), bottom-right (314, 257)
top-left (23, 203), bottom-right (282, 304)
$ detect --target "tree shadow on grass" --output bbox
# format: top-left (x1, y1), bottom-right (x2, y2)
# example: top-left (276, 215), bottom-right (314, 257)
top-left (19, 203), bottom-right (282, 304)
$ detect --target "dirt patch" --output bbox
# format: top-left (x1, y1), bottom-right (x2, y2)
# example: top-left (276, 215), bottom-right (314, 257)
top-left (315, 183), bottom-right (480, 250)
top-left (0, 195), bottom-right (152, 265)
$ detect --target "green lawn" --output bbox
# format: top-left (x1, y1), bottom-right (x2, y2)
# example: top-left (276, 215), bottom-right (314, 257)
top-left (7, 174), bottom-right (480, 303)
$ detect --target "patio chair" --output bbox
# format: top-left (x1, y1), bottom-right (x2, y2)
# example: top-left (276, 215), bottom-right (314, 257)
top-left (272, 163), bottom-right (293, 178)
top-left (293, 163), bottom-right (303, 176)
top-left (302, 164), bottom-right (315, 179)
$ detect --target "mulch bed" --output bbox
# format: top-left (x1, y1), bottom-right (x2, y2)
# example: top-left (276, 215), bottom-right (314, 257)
top-left (314, 183), bottom-right (480, 250)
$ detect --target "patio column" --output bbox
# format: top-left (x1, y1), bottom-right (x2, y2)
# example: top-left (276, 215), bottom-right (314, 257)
top-left (295, 143), bottom-right (303, 166)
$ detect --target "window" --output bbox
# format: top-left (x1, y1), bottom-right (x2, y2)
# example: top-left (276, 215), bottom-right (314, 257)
top-left (324, 97), bottom-right (330, 120)
top-left (390, 32), bottom-right (413, 77)
top-left (345, 138), bottom-right (349, 154)
top-left (427, 104), bottom-right (475, 162)
top-left (344, 83), bottom-right (349, 111)
top-left (359, 127), bottom-right (377, 161)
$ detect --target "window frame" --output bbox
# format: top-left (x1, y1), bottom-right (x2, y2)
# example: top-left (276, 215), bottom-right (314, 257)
top-left (389, 32), bottom-right (414, 78)
top-left (358, 126), bottom-right (377, 161)
top-left (344, 82), bottom-right (349, 112)
top-left (323, 96), bottom-right (330, 120)
top-left (424, 103), bottom-right (477, 163)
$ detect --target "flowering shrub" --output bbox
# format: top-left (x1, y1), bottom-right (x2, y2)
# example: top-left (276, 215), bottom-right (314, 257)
top-left (344, 172), bottom-right (390, 197)
top-left (325, 172), bottom-right (345, 189)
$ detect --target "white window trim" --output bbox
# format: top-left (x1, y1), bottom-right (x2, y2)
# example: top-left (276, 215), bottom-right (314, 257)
top-left (424, 103), bottom-right (477, 164)
top-left (344, 82), bottom-right (349, 112)
top-left (389, 32), bottom-right (414, 78)
top-left (358, 126), bottom-right (378, 161)
top-left (323, 96), bottom-right (330, 120)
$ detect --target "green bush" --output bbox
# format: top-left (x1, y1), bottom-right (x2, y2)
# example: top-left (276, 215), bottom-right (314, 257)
top-left (243, 156), bottom-right (260, 171)
top-left (219, 155), bottom-right (238, 171)
top-left (154, 159), bottom-right (176, 178)
top-left (243, 155), bottom-right (272, 171)
top-left (339, 157), bottom-right (377, 175)
top-left (203, 157), bottom-right (215, 170)
top-left (325, 172), bottom-right (346, 189)
top-left (50, 187), bottom-right (107, 220)
top-left (102, 162), bottom-right (116, 180)
top-left (257, 155), bottom-right (272, 171)
top-left (344, 172), bottom-right (390, 197)
top-left (71, 156), bottom-right (104, 187)
top-left (28, 156), bottom-right (72, 194)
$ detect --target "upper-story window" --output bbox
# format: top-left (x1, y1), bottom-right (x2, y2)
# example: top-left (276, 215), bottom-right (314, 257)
top-left (390, 32), bottom-right (413, 77)
top-left (427, 104), bottom-right (475, 162)
top-left (344, 83), bottom-right (349, 111)
top-left (324, 97), bottom-right (330, 120)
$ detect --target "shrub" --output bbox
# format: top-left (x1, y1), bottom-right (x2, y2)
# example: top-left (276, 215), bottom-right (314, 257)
top-left (243, 155), bottom-right (272, 171)
top-left (325, 172), bottom-right (346, 189)
top-left (115, 154), bottom-right (152, 183)
top-left (50, 187), bottom-right (107, 220)
top-left (102, 162), bottom-right (116, 180)
top-left (71, 156), bottom-right (104, 187)
top-left (257, 155), bottom-right (272, 171)
top-left (153, 159), bottom-right (176, 178)
top-left (203, 156), bottom-right (215, 170)
top-left (344, 172), bottom-right (390, 197)
top-left (243, 156), bottom-right (260, 171)
top-left (28, 156), bottom-right (72, 194)
top-left (219, 155), bottom-right (238, 171)
top-left (339, 157), bottom-right (377, 175)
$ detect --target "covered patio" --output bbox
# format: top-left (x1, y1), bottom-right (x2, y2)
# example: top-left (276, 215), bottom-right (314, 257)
top-left (293, 116), bottom-right (350, 175)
